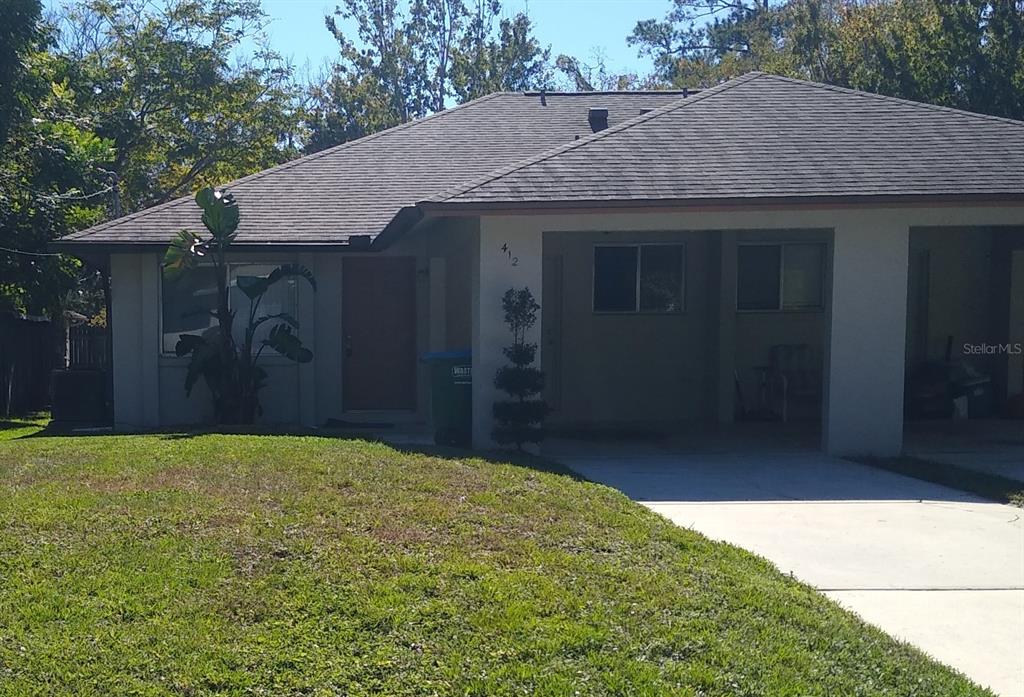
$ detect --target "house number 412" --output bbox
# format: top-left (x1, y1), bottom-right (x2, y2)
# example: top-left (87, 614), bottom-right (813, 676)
top-left (500, 243), bottom-right (519, 266)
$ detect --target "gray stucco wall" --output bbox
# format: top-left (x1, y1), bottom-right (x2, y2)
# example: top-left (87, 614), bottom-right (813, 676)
top-left (542, 229), bottom-right (715, 428)
top-left (541, 228), bottom-right (830, 430)
top-left (110, 231), bottom-right (438, 429)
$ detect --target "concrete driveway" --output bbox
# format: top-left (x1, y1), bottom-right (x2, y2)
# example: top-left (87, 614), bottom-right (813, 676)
top-left (552, 444), bottom-right (1024, 696)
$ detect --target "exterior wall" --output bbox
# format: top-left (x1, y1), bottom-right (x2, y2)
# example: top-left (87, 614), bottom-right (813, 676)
top-left (110, 253), bottom-right (159, 429)
top-left (542, 229), bottom-right (715, 429)
top-left (109, 237), bottom-right (436, 429)
top-left (108, 214), bottom-right (478, 431)
top-left (154, 250), bottom-right (314, 427)
top-left (539, 227), bottom-right (828, 431)
top-left (110, 204), bottom-right (1024, 452)
top-left (422, 216), bottom-right (478, 351)
top-left (472, 216), bottom-right (541, 448)
top-left (824, 217), bottom-right (909, 456)
top-left (469, 205), bottom-right (1024, 454)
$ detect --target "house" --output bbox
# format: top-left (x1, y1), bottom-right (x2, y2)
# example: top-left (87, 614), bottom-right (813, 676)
top-left (55, 72), bottom-right (1024, 456)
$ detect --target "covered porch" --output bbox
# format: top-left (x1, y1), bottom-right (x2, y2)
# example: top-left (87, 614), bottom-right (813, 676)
top-left (458, 205), bottom-right (1024, 456)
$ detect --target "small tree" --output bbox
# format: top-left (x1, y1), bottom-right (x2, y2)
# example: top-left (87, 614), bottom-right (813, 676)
top-left (163, 187), bottom-right (315, 424)
top-left (492, 287), bottom-right (547, 449)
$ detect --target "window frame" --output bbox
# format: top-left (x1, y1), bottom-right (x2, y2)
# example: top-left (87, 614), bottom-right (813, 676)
top-left (159, 261), bottom-right (300, 356)
top-left (592, 242), bottom-right (686, 314)
top-left (736, 241), bottom-right (826, 313)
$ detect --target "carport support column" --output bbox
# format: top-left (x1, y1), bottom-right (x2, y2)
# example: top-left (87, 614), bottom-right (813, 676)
top-left (472, 216), bottom-right (543, 449)
top-left (824, 218), bottom-right (909, 457)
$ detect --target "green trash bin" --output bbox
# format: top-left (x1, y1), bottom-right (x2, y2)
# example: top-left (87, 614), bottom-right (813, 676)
top-left (422, 350), bottom-right (472, 446)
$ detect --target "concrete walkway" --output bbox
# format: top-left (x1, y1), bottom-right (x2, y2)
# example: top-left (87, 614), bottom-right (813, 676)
top-left (552, 444), bottom-right (1024, 696)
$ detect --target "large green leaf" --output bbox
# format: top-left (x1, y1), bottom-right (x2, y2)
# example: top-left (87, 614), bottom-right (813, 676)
top-left (163, 229), bottom-right (206, 280)
top-left (174, 328), bottom-right (225, 396)
top-left (262, 323), bottom-right (313, 363)
top-left (235, 274), bottom-right (269, 300)
top-left (196, 187), bottom-right (239, 242)
top-left (174, 332), bottom-right (207, 357)
top-left (267, 264), bottom-right (317, 292)
top-left (252, 312), bottom-right (298, 332)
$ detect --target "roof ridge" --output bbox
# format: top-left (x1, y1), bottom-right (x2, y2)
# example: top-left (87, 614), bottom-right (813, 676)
top-left (61, 91), bottom-right (510, 241)
top-left (522, 89), bottom-right (692, 96)
top-left (425, 72), bottom-right (765, 204)
top-left (760, 72), bottom-right (1024, 128)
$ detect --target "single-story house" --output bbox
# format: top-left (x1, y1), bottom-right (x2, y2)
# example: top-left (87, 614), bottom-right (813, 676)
top-left (55, 72), bottom-right (1024, 456)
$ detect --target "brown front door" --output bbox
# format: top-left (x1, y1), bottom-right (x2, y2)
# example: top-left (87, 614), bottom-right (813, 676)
top-left (342, 256), bottom-right (416, 410)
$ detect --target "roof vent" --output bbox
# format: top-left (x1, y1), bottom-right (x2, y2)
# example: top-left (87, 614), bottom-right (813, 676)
top-left (588, 107), bottom-right (609, 132)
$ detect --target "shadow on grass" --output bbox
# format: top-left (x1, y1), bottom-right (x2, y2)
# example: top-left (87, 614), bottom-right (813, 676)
top-left (856, 455), bottom-right (1024, 507)
top-left (388, 442), bottom-right (586, 481)
top-left (11, 421), bottom-right (584, 481)
top-left (0, 413), bottom-right (52, 440)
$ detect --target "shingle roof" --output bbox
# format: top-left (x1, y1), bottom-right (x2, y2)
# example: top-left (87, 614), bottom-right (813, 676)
top-left (57, 72), bottom-right (1024, 251)
top-left (428, 72), bottom-right (1024, 206)
top-left (55, 91), bottom-right (686, 248)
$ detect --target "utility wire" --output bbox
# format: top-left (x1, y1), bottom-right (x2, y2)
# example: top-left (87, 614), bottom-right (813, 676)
top-left (0, 245), bottom-right (63, 257)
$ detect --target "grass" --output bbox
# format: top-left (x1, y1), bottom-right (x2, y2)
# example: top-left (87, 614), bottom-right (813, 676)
top-left (0, 412), bottom-right (50, 441)
top-left (0, 432), bottom-right (993, 696)
top-left (858, 455), bottom-right (1024, 507)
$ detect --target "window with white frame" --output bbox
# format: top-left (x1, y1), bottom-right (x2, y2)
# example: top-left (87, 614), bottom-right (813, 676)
top-left (737, 242), bottom-right (825, 311)
top-left (593, 244), bottom-right (685, 313)
top-left (161, 264), bottom-right (298, 353)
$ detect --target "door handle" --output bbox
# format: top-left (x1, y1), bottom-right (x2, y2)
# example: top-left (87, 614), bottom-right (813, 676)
top-left (344, 334), bottom-right (353, 357)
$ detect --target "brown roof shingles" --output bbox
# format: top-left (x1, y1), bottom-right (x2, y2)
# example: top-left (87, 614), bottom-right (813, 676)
top-left (57, 73), bottom-right (1024, 250)
top-left (429, 72), bottom-right (1024, 206)
top-left (56, 91), bottom-right (686, 247)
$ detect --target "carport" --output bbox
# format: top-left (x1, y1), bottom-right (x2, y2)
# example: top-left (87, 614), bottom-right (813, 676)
top-left (903, 226), bottom-right (1024, 472)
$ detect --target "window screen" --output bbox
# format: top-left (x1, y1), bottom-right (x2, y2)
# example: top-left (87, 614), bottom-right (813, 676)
top-left (162, 263), bottom-right (299, 353)
top-left (782, 244), bottom-right (824, 310)
top-left (639, 245), bottom-right (684, 312)
top-left (737, 245), bottom-right (782, 310)
top-left (229, 264), bottom-right (298, 346)
top-left (161, 269), bottom-right (219, 353)
top-left (593, 246), bottom-right (638, 312)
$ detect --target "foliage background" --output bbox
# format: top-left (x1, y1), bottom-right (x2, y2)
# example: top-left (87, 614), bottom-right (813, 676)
top-left (2, 0), bottom-right (1023, 318)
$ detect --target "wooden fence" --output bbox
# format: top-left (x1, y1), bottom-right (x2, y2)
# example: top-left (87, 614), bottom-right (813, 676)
top-left (68, 325), bottom-right (108, 369)
top-left (0, 313), bottom-right (56, 417)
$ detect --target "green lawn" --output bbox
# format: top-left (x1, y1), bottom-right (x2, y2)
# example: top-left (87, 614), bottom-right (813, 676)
top-left (0, 412), bottom-right (50, 442)
top-left (0, 432), bottom-right (992, 696)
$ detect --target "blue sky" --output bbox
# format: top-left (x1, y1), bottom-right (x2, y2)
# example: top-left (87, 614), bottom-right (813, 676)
top-left (46, 0), bottom-right (667, 79)
top-left (259, 0), bottom-right (665, 76)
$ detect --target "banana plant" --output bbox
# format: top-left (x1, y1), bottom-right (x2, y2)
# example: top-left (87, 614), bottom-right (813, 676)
top-left (163, 187), bottom-right (316, 424)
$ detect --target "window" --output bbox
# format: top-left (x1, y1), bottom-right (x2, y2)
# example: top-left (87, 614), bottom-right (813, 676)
top-left (161, 269), bottom-right (219, 353)
top-left (737, 243), bottom-right (825, 311)
top-left (161, 264), bottom-right (298, 354)
top-left (228, 264), bottom-right (298, 346)
top-left (593, 244), bottom-right (684, 313)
